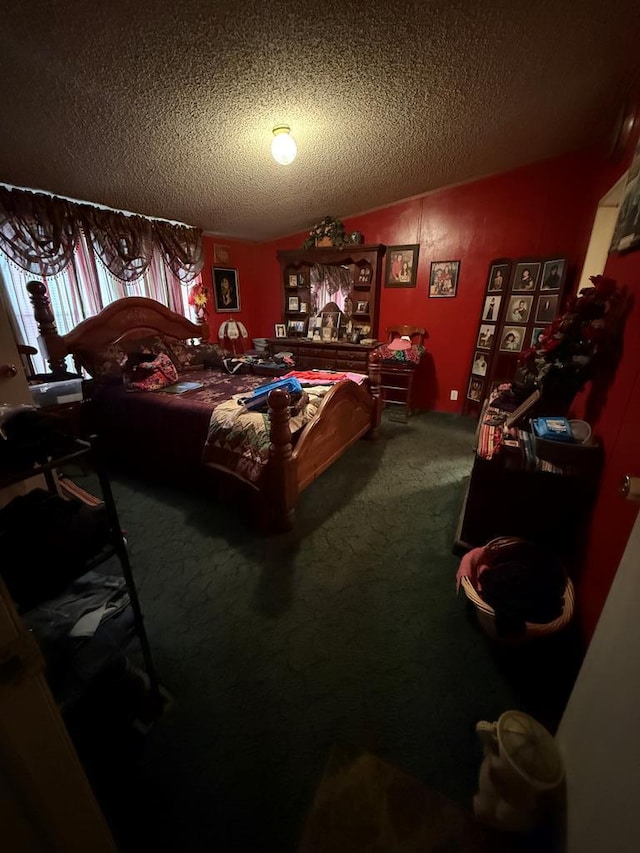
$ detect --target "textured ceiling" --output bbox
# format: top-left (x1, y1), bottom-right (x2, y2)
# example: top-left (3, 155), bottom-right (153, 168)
top-left (1, 0), bottom-right (639, 241)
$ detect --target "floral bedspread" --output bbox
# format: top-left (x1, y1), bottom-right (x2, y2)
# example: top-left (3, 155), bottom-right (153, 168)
top-left (201, 385), bottom-right (331, 485)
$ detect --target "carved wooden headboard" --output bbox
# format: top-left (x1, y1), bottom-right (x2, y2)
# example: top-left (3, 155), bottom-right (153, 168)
top-left (26, 281), bottom-right (209, 377)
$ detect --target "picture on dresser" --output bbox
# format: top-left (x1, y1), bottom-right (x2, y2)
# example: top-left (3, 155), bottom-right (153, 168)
top-left (358, 266), bottom-right (372, 283)
top-left (355, 300), bottom-right (369, 314)
top-left (482, 295), bottom-right (501, 322)
top-left (472, 351), bottom-right (488, 376)
top-left (511, 262), bottom-right (541, 292)
top-left (535, 294), bottom-right (559, 323)
top-left (287, 320), bottom-right (305, 335)
top-left (288, 295), bottom-right (300, 312)
top-left (477, 324), bottom-right (496, 349)
top-left (288, 274), bottom-right (298, 288)
top-left (321, 311), bottom-right (341, 333)
top-left (299, 301), bottom-right (308, 313)
top-left (275, 323), bottom-right (286, 338)
top-left (499, 326), bottom-right (525, 352)
top-left (487, 262), bottom-right (510, 293)
top-left (507, 294), bottom-right (533, 323)
top-left (541, 259), bottom-right (566, 290)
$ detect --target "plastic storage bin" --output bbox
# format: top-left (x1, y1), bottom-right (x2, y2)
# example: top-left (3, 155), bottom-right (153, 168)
top-left (30, 378), bottom-right (83, 407)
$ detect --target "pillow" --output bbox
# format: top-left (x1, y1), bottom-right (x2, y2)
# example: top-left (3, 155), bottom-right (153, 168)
top-left (165, 337), bottom-right (226, 372)
top-left (125, 352), bottom-right (178, 392)
top-left (74, 342), bottom-right (127, 382)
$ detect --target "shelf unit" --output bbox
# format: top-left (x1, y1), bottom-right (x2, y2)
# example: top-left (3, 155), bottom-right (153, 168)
top-left (0, 436), bottom-right (163, 720)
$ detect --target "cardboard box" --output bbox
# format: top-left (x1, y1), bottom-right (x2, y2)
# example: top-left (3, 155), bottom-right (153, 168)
top-left (30, 378), bottom-right (83, 407)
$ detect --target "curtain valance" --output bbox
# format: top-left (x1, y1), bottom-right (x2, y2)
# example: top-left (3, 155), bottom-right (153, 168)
top-left (0, 185), bottom-right (204, 283)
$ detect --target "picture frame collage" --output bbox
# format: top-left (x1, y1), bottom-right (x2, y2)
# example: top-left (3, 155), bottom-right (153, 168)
top-left (465, 256), bottom-right (568, 408)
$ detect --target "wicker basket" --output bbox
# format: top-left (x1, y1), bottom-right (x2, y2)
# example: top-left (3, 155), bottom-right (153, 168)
top-left (461, 576), bottom-right (575, 641)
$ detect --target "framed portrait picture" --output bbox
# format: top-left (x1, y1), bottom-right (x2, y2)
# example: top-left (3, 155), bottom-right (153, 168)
top-left (482, 295), bottom-right (501, 322)
top-left (299, 301), bottom-right (308, 313)
top-left (467, 377), bottom-right (484, 402)
top-left (511, 262), bottom-right (541, 292)
top-left (355, 300), bottom-right (369, 314)
top-left (477, 324), bottom-right (495, 350)
top-left (357, 266), bottom-right (372, 284)
top-left (506, 294), bottom-right (533, 324)
top-left (321, 311), bottom-right (340, 337)
top-left (288, 274), bottom-right (298, 288)
top-left (530, 327), bottom-right (545, 347)
top-left (471, 351), bottom-right (488, 377)
top-left (499, 326), bottom-right (525, 353)
top-left (535, 294), bottom-right (559, 324)
top-left (541, 258), bottom-right (566, 291)
top-left (213, 244), bottom-right (231, 265)
top-left (213, 267), bottom-right (240, 312)
top-left (429, 260), bottom-right (460, 297)
top-left (274, 323), bottom-right (286, 338)
top-left (610, 136), bottom-right (640, 253)
top-left (384, 244), bottom-right (420, 288)
top-left (288, 295), bottom-right (300, 312)
top-left (487, 261), bottom-right (510, 293)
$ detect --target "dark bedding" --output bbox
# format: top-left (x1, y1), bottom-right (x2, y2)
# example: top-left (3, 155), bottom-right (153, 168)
top-left (87, 369), bottom-right (265, 471)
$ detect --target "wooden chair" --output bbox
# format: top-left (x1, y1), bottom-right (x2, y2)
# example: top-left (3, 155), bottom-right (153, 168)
top-left (378, 325), bottom-right (428, 422)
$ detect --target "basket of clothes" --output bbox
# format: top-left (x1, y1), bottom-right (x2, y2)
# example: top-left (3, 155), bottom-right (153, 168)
top-left (456, 537), bottom-right (574, 641)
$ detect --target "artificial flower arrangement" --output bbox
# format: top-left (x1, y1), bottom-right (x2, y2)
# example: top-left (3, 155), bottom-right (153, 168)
top-left (517, 274), bottom-right (624, 404)
top-left (302, 215), bottom-right (346, 249)
top-left (188, 281), bottom-right (208, 320)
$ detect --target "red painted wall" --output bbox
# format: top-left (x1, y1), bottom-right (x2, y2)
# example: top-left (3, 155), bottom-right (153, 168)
top-left (241, 147), bottom-right (605, 411)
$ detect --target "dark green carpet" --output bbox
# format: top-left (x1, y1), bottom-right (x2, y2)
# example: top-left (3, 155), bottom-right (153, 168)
top-left (66, 411), bottom-right (580, 853)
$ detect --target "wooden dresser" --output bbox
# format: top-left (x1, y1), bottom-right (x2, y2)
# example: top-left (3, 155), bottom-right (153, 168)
top-left (266, 338), bottom-right (378, 372)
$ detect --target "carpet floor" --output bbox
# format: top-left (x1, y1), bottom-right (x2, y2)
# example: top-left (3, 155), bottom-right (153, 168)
top-left (65, 411), bottom-right (581, 853)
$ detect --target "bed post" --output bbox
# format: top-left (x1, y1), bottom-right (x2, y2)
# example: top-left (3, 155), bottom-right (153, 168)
top-left (267, 388), bottom-right (298, 531)
top-left (368, 350), bottom-right (383, 434)
top-left (26, 280), bottom-right (69, 377)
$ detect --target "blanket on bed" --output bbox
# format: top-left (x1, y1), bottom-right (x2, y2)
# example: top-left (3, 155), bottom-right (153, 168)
top-left (201, 385), bottom-right (331, 485)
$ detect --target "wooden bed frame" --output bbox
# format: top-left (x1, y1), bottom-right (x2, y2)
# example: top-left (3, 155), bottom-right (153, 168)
top-left (26, 283), bottom-right (383, 532)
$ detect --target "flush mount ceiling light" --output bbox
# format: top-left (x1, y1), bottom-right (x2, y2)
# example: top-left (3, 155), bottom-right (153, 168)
top-left (271, 125), bottom-right (297, 165)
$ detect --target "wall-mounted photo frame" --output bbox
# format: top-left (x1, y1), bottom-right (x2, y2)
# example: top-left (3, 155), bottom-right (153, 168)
top-left (511, 261), bottom-right (541, 292)
top-left (499, 326), bottom-right (525, 352)
top-left (530, 327), bottom-right (545, 347)
top-left (384, 244), bottom-right (420, 288)
top-left (482, 295), bottom-right (501, 322)
top-left (610, 136), bottom-right (640, 254)
top-left (467, 377), bottom-right (484, 402)
top-left (535, 294), bottom-right (559, 324)
top-left (429, 260), bottom-right (460, 297)
top-left (274, 323), bottom-right (286, 338)
top-left (355, 300), bottom-right (369, 314)
top-left (541, 258), bottom-right (566, 291)
top-left (477, 324), bottom-right (496, 349)
top-left (472, 351), bottom-right (488, 376)
top-left (213, 244), bottom-right (231, 265)
top-left (288, 295), bottom-right (300, 312)
top-left (487, 261), bottom-right (510, 293)
top-left (213, 267), bottom-right (240, 312)
top-left (506, 294), bottom-right (533, 324)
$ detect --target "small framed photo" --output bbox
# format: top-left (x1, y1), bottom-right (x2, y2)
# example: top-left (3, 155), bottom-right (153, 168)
top-left (288, 295), bottom-right (300, 312)
top-left (299, 301), bottom-right (308, 313)
top-left (288, 274), bottom-right (298, 288)
top-left (477, 324), bottom-right (495, 350)
top-left (385, 244), bottom-right (420, 288)
top-left (482, 295), bottom-right (501, 322)
top-left (487, 261), bottom-right (510, 293)
top-left (535, 294), bottom-right (559, 323)
top-left (506, 294), bottom-right (533, 324)
top-left (298, 273), bottom-right (306, 286)
top-left (213, 267), bottom-right (240, 312)
top-left (357, 266), bottom-right (371, 284)
top-left (321, 311), bottom-right (341, 331)
top-left (512, 262), bottom-right (541, 292)
top-left (541, 258), bottom-right (566, 291)
top-left (355, 300), bottom-right (369, 314)
top-left (472, 351), bottom-right (488, 376)
top-left (213, 244), bottom-right (231, 265)
top-left (530, 327), bottom-right (546, 347)
top-left (275, 323), bottom-right (286, 338)
top-left (499, 326), bottom-right (525, 352)
top-left (467, 377), bottom-right (484, 402)
top-left (429, 260), bottom-right (460, 297)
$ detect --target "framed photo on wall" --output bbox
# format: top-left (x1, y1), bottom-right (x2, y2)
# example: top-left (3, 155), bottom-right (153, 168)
top-left (477, 324), bottom-right (496, 349)
top-left (467, 377), bottom-right (484, 402)
top-left (428, 260), bottom-right (460, 297)
top-left (384, 244), bottom-right (420, 287)
top-left (213, 267), bottom-right (240, 312)
top-left (511, 261), bottom-right (541, 292)
top-left (481, 295), bottom-right (501, 322)
top-left (213, 244), bottom-right (231, 265)
top-left (487, 261), bottom-right (510, 293)
top-left (499, 326), bottom-right (525, 352)
top-left (541, 258), bottom-right (566, 291)
top-left (610, 136), bottom-right (640, 254)
top-left (506, 294), bottom-right (533, 324)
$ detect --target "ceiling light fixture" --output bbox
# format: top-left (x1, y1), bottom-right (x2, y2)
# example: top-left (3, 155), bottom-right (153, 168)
top-left (271, 125), bottom-right (297, 165)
